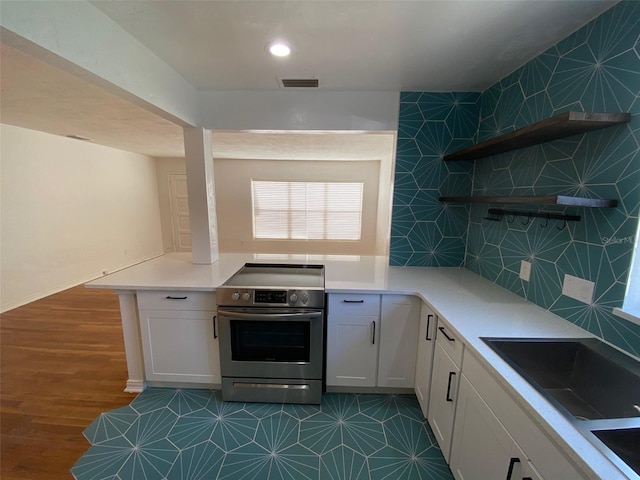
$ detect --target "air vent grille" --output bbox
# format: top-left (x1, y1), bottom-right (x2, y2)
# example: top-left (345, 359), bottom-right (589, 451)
top-left (281, 78), bottom-right (319, 88)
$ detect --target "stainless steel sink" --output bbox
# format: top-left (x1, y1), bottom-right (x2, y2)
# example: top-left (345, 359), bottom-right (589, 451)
top-left (482, 337), bottom-right (640, 420)
top-left (591, 428), bottom-right (640, 476)
top-left (482, 337), bottom-right (640, 478)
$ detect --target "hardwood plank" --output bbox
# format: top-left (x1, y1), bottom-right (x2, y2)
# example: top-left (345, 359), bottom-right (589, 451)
top-left (1, 286), bottom-right (135, 480)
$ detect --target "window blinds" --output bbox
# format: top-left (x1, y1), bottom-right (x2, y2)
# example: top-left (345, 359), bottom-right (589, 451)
top-left (252, 180), bottom-right (363, 241)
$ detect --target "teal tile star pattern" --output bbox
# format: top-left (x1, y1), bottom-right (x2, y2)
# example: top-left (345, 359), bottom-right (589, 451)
top-left (72, 389), bottom-right (453, 480)
top-left (394, 1), bottom-right (640, 357)
top-left (390, 92), bottom-right (479, 266)
top-left (466, 1), bottom-right (640, 356)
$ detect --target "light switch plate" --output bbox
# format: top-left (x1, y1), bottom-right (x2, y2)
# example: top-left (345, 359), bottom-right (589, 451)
top-left (519, 260), bottom-right (531, 282)
top-left (562, 274), bottom-right (595, 304)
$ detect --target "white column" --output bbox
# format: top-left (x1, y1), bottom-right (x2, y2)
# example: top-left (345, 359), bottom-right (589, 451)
top-left (184, 127), bottom-right (219, 264)
top-left (117, 292), bottom-right (146, 392)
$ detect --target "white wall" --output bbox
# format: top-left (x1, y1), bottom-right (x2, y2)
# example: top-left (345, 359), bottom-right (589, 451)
top-left (0, 124), bottom-right (164, 312)
top-left (214, 158), bottom-right (385, 255)
top-left (199, 91), bottom-right (400, 131)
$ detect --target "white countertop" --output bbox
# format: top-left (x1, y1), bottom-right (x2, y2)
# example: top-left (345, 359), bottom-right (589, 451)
top-left (87, 252), bottom-right (636, 479)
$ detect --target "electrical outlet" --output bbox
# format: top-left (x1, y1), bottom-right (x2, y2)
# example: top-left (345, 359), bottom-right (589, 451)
top-left (519, 260), bottom-right (531, 282)
top-left (562, 274), bottom-right (595, 304)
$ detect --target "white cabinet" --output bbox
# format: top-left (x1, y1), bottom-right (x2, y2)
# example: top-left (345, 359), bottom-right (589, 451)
top-left (428, 318), bottom-right (464, 462)
top-left (137, 291), bottom-right (220, 385)
top-left (454, 351), bottom-right (582, 480)
top-left (326, 293), bottom-right (419, 389)
top-left (414, 302), bottom-right (438, 418)
top-left (326, 294), bottom-right (380, 387)
top-left (428, 341), bottom-right (461, 462)
top-left (450, 375), bottom-right (531, 480)
top-left (377, 295), bottom-right (420, 388)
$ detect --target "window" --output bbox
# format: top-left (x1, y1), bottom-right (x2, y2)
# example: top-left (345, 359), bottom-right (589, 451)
top-left (213, 157), bottom-right (390, 255)
top-left (614, 219), bottom-right (640, 326)
top-left (252, 181), bottom-right (363, 241)
top-left (623, 223), bottom-right (640, 312)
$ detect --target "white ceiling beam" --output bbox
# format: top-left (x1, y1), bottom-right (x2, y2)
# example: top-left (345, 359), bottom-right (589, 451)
top-left (0, 1), bottom-right (200, 128)
top-left (200, 91), bottom-right (400, 131)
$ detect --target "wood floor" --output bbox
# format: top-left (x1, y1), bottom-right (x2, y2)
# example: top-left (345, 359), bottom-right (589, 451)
top-left (1, 286), bottom-right (136, 479)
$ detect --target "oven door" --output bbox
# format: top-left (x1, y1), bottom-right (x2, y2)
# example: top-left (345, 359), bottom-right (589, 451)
top-left (218, 308), bottom-right (324, 380)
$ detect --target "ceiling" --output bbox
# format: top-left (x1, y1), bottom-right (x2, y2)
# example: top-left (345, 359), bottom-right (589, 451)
top-left (91, 0), bottom-right (615, 92)
top-left (0, 1), bottom-right (617, 158)
top-left (0, 43), bottom-right (186, 158)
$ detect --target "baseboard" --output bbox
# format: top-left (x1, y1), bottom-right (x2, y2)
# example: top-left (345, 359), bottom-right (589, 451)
top-left (326, 386), bottom-right (415, 395)
top-left (1, 278), bottom-right (93, 313)
top-left (1, 253), bottom-right (164, 313)
top-left (124, 379), bottom-right (146, 393)
top-left (146, 381), bottom-right (222, 390)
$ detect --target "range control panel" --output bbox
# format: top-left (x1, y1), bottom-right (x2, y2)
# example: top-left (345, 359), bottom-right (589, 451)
top-left (254, 290), bottom-right (288, 304)
top-left (217, 288), bottom-right (325, 309)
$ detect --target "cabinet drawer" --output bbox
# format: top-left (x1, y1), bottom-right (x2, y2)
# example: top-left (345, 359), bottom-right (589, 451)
top-left (137, 291), bottom-right (216, 311)
top-left (436, 319), bottom-right (464, 368)
top-left (328, 294), bottom-right (381, 316)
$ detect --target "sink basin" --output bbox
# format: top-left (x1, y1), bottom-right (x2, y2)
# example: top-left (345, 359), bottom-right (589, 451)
top-left (483, 337), bottom-right (640, 477)
top-left (591, 428), bottom-right (640, 476)
top-left (482, 337), bottom-right (640, 420)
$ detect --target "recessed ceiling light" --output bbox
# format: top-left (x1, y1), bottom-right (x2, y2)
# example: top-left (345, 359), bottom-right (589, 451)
top-left (268, 42), bottom-right (291, 57)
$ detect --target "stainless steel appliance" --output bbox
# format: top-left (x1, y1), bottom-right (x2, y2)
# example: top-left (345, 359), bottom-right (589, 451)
top-left (217, 263), bottom-right (325, 404)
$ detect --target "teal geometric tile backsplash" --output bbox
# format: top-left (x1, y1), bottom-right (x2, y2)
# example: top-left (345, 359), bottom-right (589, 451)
top-left (391, 92), bottom-right (479, 267)
top-left (392, 1), bottom-right (640, 357)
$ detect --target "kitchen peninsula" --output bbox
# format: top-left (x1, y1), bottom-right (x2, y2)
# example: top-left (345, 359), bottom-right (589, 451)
top-left (87, 252), bottom-right (638, 480)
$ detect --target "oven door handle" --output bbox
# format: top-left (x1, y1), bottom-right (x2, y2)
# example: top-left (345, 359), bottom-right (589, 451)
top-left (217, 309), bottom-right (323, 320)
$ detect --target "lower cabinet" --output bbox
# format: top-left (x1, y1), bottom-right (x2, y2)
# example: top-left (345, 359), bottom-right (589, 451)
top-left (138, 309), bottom-right (221, 384)
top-left (326, 294), bottom-right (380, 387)
top-left (377, 295), bottom-right (420, 388)
top-left (450, 375), bottom-right (543, 480)
top-left (414, 302), bottom-right (438, 417)
top-left (451, 352), bottom-right (582, 479)
top-left (428, 341), bottom-right (461, 461)
top-left (326, 294), bottom-right (419, 389)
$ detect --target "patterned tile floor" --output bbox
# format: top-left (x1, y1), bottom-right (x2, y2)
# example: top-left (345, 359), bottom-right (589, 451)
top-left (72, 388), bottom-right (454, 480)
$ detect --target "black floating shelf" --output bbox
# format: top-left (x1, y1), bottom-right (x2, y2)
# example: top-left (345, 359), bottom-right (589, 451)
top-left (439, 195), bottom-right (618, 208)
top-left (443, 111), bottom-right (630, 162)
top-left (485, 209), bottom-right (580, 226)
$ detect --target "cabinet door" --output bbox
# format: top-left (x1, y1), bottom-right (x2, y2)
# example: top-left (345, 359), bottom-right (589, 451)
top-left (378, 295), bottom-right (420, 388)
top-left (414, 303), bottom-right (438, 417)
top-left (428, 342), bottom-right (460, 462)
top-left (524, 461), bottom-right (545, 480)
top-left (450, 376), bottom-right (528, 480)
top-left (326, 314), bottom-right (379, 387)
top-left (139, 309), bottom-right (220, 384)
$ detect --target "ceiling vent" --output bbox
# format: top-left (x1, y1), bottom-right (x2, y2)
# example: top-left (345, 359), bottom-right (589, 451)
top-left (281, 78), bottom-right (319, 88)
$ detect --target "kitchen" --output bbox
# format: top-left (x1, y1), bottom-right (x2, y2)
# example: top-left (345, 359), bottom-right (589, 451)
top-left (1, 1), bottom-right (639, 479)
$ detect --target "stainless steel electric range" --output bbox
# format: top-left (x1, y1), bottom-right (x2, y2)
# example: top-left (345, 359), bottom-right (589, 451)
top-left (217, 263), bottom-right (325, 404)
